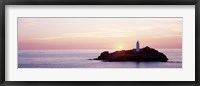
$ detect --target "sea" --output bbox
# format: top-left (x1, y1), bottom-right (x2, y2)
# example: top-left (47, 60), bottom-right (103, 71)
top-left (18, 49), bottom-right (182, 68)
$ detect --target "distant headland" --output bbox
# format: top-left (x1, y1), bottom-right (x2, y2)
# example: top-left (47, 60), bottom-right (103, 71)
top-left (94, 41), bottom-right (168, 62)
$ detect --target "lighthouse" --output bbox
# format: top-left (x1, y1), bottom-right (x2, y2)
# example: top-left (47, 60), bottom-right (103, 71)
top-left (136, 41), bottom-right (140, 52)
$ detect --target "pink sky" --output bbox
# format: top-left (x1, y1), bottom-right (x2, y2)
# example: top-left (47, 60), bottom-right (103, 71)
top-left (18, 18), bottom-right (182, 50)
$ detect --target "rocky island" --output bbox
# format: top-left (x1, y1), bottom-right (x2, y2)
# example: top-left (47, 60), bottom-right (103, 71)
top-left (95, 41), bottom-right (168, 62)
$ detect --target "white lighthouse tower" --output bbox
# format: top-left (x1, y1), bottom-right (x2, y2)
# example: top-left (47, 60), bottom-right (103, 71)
top-left (136, 41), bottom-right (140, 52)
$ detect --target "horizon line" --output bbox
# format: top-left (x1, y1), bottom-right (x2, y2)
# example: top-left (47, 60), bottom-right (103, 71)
top-left (18, 48), bottom-right (182, 50)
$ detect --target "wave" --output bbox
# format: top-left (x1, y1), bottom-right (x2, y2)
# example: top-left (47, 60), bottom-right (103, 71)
top-left (167, 61), bottom-right (182, 63)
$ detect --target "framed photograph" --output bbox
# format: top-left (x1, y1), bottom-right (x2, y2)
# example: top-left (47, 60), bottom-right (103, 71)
top-left (0, 0), bottom-right (199, 86)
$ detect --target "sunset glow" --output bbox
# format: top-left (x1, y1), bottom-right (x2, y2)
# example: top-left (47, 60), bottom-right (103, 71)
top-left (18, 18), bottom-right (182, 50)
top-left (119, 46), bottom-right (123, 50)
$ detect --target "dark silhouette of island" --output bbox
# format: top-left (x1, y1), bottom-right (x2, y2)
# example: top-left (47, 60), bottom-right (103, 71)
top-left (94, 41), bottom-right (168, 62)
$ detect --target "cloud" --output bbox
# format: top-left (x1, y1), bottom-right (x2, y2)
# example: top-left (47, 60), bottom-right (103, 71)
top-left (61, 31), bottom-right (134, 38)
top-left (164, 34), bottom-right (182, 37)
top-left (31, 36), bottom-right (65, 40)
top-left (32, 30), bottom-right (135, 41)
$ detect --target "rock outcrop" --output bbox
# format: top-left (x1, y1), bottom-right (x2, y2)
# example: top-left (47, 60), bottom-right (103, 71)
top-left (95, 46), bottom-right (168, 62)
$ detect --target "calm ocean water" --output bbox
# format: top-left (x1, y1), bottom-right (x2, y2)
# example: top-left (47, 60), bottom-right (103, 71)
top-left (18, 49), bottom-right (182, 68)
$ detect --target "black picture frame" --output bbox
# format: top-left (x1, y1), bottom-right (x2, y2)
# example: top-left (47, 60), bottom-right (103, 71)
top-left (0, 0), bottom-right (199, 86)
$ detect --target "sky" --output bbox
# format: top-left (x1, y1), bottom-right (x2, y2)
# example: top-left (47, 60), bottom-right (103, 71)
top-left (18, 18), bottom-right (182, 50)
